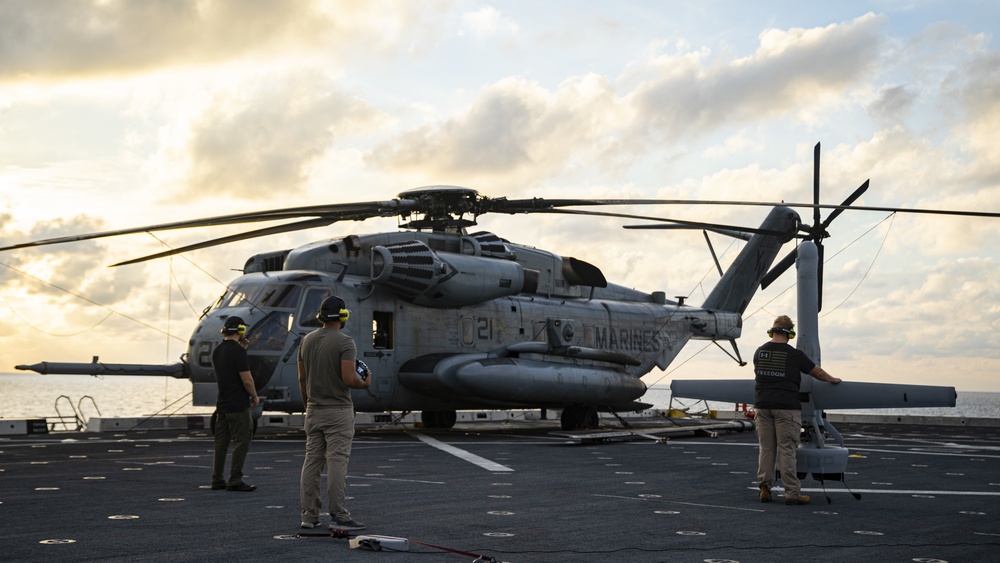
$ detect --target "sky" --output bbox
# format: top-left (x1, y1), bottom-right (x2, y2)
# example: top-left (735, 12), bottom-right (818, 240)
top-left (1, 0), bottom-right (999, 400)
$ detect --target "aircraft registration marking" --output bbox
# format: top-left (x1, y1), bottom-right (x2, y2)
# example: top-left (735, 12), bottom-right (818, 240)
top-left (412, 433), bottom-right (514, 472)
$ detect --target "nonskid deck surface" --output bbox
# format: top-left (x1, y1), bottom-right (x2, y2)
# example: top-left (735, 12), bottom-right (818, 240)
top-left (1, 419), bottom-right (999, 562)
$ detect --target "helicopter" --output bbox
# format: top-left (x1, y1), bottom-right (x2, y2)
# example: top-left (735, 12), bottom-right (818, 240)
top-left (2, 147), bottom-right (995, 432)
top-left (3, 185), bottom-right (805, 431)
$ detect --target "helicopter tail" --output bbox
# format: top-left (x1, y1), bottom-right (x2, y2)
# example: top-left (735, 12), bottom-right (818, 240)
top-left (702, 206), bottom-right (799, 314)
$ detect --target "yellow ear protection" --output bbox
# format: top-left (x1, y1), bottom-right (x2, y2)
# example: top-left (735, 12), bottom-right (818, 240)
top-left (221, 316), bottom-right (248, 335)
top-left (767, 327), bottom-right (796, 339)
top-left (318, 296), bottom-right (351, 323)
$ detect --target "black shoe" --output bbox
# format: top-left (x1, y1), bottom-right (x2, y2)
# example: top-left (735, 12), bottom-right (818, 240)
top-left (226, 482), bottom-right (257, 492)
top-left (211, 483), bottom-right (227, 490)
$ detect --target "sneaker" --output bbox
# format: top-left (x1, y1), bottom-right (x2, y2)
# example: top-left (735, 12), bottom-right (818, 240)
top-left (211, 483), bottom-right (227, 490)
top-left (329, 517), bottom-right (366, 531)
top-left (226, 482), bottom-right (257, 492)
top-left (785, 494), bottom-right (811, 505)
top-left (759, 483), bottom-right (772, 503)
top-left (300, 521), bottom-right (321, 529)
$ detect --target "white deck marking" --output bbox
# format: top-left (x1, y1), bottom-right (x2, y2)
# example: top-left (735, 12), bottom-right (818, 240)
top-left (412, 433), bottom-right (514, 472)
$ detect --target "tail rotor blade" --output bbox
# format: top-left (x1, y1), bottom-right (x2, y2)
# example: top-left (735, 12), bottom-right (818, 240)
top-left (813, 143), bottom-right (822, 229)
top-left (761, 248), bottom-right (798, 290)
top-left (822, 179), bottom-right (870, 229)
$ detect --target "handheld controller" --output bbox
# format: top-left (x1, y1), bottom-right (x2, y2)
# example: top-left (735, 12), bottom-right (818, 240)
top-left (355, 359), bottom-right (370, 380)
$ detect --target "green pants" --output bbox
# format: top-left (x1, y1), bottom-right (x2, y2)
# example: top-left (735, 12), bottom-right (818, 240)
top-left (212, 409), bottom-right (253, 487)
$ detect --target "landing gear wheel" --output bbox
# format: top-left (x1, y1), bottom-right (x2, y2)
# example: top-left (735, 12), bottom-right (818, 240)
top-left (420, 410), bottom-right (436, 427)
top-left (560, 405), bottom-right (599, 431)
top-left (438, 410), bottom-right (457, 429)
top-left (420, 410), bottom-right (457, 429)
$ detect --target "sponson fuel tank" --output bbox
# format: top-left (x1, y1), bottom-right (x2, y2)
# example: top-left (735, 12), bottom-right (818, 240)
top-left (398, 353), bottom-right (646, 406)
top-left (371, 240), bottom-right (539, 307)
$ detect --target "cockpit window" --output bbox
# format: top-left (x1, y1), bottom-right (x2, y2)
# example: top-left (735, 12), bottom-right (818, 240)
top-left (298, 288), bottom-right (332, 328)
top-left (215, 283), bottom-right (302, 310)
top-left (217, 286), bottom-right (259, 309)
top-left (258, 284), bottom-right (302, 308)
top-left (245, 311), bottom-right (291, 352)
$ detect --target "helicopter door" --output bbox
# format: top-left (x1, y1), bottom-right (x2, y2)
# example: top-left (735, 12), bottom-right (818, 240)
top-left (372, 311), bottom-right (393, 349)
top-left (360, 307), bottom-right (395, 405)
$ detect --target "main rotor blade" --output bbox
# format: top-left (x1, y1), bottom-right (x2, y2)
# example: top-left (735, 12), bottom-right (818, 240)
top-left (625, 224), bottom-right (756, 241)
top-left (0, 200), bottom-right (413, 253)
top-left (3, 190), bottom-right (999, 266)
top-left (111, 217), bottom-right (339, 266)
top-left (541, 208), bottom-right (796, 238)
top-left (501, 198), bottom-right (1000, 219)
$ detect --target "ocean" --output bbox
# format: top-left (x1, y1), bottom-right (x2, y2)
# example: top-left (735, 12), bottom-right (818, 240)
top-left (1, 372), bottom-right (998, 421)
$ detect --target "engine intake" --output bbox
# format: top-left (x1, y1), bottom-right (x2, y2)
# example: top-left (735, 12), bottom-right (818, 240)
top-left (371, 241), bottom-right (535, 307)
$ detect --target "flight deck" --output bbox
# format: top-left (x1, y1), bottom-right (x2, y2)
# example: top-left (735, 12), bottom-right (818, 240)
top-left (1, 417), bottom-right (998, 562)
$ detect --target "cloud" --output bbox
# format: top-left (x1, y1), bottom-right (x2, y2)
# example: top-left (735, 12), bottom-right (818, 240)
top-left (625, 13), bottom-right (886, 142)
top-left (0, 214), bottom-right (110, 290)
top-left (460, 5), bottom-right (519, 40)
top-left (948, 50), bottom-right (1000, 187)
top-left (368, 14), bottom-right (888, 191)
top-left (367, 73), bottom-right (622, 191)
top-left (146, 69), bottom-right (387, 200)
top-left (867, 85), bottom-right (917, 126)
top-left (0, 0), bottom-right (311, 79)
top-left (0, 0), bottom-right (449, 81)
top-left (828, 257), bottom-right (1000, 360)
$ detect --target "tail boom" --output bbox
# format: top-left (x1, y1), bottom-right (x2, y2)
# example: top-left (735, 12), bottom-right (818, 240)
top-left (702, 206), bottom-right (799, 314)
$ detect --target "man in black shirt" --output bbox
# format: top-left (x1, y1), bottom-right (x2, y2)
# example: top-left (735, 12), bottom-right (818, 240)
top-left (211, 316), bottom-right (260, 492)
top-left (753, 315), bottom-right (840, 505)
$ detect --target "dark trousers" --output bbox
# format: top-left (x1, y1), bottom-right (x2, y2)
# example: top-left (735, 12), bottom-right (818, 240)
top-left (212, 409), bottom-right (253, 487)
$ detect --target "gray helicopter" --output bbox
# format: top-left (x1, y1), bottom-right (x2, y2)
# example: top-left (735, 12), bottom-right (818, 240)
top-left (4, 185), bottom-right (806, 430)
top-left (3, 155), bottom-right (995, 431)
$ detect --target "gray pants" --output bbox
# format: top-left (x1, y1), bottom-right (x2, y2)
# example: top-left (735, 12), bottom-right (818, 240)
top-left (300, 407), bottom-right (355, 522)
top-left (755, 408), bottom-right (802, 497)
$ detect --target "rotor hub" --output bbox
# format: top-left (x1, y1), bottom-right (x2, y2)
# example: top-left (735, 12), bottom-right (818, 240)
top-left (397, 185), bottom-right (485, 231)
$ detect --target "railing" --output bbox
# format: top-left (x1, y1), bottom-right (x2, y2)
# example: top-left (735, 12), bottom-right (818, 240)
top-left (51, 395), bottom-right (83, 431)
top-left (50, 395), bottom-right (101, 431)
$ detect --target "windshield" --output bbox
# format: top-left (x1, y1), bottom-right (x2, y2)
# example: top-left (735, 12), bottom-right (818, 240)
top-left (216, 282), bottom-right (303, 310)
top-left (298, 287), bottom-right (333, 329)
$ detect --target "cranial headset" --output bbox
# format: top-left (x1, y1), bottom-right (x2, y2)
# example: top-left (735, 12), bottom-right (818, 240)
top-left (221, 316), bottom-right (248, 335)
top-left (318, 296), bottom-right (351, 323)
top-left (767, 326), bottom-right (796, 339)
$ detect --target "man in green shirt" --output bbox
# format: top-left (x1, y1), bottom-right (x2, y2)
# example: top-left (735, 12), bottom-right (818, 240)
top-left (297, 296), bottom-right (372, 530)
